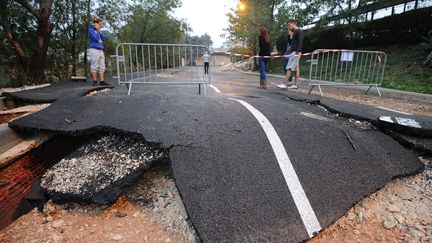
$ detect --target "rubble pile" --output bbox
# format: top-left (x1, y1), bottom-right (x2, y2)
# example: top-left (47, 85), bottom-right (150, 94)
top-left (40, 134), bottom-right (167, 205)
top-left (218, 60), bottom-right (253, 72)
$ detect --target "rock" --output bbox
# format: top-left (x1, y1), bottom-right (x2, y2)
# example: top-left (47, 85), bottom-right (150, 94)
top-left (388, 205), bottom-right (400, 213)
top-left (218, 60), bottom-right (253, 72)
top-left (46, 216), bottom-right (54, 222)
top-left (347, 212), bottom-right (357, 221)
top-left (414, 224), bottom-right (424, 232)
top-left (115, 212), bottom-right (127, 218)
top-left (393, 213), bottom-right (405, 224)
top-left (112, 234), bottom-right (123, 241)
top-left (409, 229), bottom-right (421, 240)
top-left (144, 235), bottom-right (149, 241)
top-left (420, 219), bottom-right (428, 226)
top-left (358, 212), bottom-right (364, 221)
top-left (353, 230), bottom-right (360, 235)
top-left (375, 235), bottom-right (383, 241)
top-left (52, 219), bottom-right (63, 228)
top-left (44, 203), bottom-right (56, 214)
top-left (165, 238), bottom-right (172, 242)
top-left (383, 217), bottom-right (396, 229)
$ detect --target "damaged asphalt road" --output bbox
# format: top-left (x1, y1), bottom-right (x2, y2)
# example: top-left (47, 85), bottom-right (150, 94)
top-left (8, 83), bottom-right (426, 242)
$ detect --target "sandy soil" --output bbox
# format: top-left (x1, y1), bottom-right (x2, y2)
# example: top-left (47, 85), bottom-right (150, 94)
top-left (0, 166), bottom-right (198, 243)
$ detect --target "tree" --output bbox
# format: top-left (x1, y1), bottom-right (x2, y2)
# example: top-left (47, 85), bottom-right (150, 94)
top-left (119, 0), bottom-right (185, 44)
top-left (184, 33), bottom-right (213, 47)
top-left (226, 0), bottom-right (285, 54)
top-left (0, 0), bottom-right (54, 84)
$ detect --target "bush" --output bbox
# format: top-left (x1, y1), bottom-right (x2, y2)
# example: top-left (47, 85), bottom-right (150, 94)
top-left (423, 30), bottom-right (432, 67)
top-left (229, 46), bottom-right (254, 56)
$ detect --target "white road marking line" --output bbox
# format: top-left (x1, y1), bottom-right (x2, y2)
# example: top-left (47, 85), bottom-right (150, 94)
top-left (228, 98), bottom-right (322, 238)
top-left (376, 106), bottom-right (412, 116)
top-left (209, 84), bottom-right (221, 94)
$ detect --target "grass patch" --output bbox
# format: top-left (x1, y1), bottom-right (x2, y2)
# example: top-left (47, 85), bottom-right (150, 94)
top-left (262, 44), bottom-right (432, 94)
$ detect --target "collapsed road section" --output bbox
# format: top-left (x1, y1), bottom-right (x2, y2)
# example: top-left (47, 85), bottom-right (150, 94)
top-left (3, 86), bottom-right (428, 242)
top-left (41, 134), bottom-right (167, 205)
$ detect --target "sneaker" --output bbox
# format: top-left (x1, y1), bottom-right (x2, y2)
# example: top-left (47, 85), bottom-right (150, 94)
top-left (93, 81), bottom-right (98, 86)
top-left (276, 84), bottom-right (288, 89)
top-left (287, 82), bottom-right (295, 86)
top-left (99, 81), bottom-right (110, 86)
top-left (288, 84), bottom-right (299, 89)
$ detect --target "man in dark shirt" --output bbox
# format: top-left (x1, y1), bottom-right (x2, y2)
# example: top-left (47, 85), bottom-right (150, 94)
top-left (277, 19), bottom-right (304, 90)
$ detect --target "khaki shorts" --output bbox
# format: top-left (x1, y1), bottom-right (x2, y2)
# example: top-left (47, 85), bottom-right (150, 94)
top-left (286, 52), bottom-right (300, 72)
top-left (90, 48), bottom-right (105, 72)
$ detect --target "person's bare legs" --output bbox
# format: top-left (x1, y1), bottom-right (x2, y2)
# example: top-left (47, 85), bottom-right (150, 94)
top-left (91, 72), bottom-right (98, 85)
top-left (99, 72), bottom-right (104, 82)
top-left (295, 68), bottom-right (300, 84)
top-left (284, 69), bottom-right (292, 85)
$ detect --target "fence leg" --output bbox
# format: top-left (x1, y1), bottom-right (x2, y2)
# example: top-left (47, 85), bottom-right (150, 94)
top-left (318, 85), bottom-right (324, 96)
top-left (308, 85), bottom-right (315, 94)
top-left (365, 85), bottom-right (373, 94)
top-left (127, 82), bottom-right (133, 95)
top-left (375, 85), bottom-right (382, 97)
top-left (204, 83), bottom-right (207, 96)
top-left (199, 84), bottom-right (201, 95)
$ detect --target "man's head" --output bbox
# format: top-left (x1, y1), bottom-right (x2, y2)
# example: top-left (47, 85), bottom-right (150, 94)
top-left (93, 16), bottom-right (103, 30)
top-left (287, 19), bottom-right (299, 30)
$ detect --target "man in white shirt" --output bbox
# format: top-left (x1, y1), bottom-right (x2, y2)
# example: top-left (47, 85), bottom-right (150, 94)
top-left (203, 52), bottom-right (210, 74)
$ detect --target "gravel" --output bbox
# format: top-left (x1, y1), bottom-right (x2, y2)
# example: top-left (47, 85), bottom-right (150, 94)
top-left (40, 134), bottom-right (167, 204)
top-left (218, 60), bottom-right (253, 72)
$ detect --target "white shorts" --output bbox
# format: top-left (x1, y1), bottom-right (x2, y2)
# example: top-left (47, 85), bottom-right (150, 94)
top-left (286, 52), bottom-right (300, 72)
top-left (90, 48), bottom-right (105, 72)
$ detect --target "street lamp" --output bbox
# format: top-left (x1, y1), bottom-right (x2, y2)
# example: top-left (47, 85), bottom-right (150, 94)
top-left (237, 2), bottom-right (246, 12)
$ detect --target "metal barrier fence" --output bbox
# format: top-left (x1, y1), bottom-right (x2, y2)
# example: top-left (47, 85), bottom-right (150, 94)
top-left (115, 43), bottom-right (210, 95)
top-left (307, 49), bottom-right (387, 97)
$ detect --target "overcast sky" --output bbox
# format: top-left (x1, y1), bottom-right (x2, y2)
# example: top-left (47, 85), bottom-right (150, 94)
top-left (173, 0), bottom-right (238, 48)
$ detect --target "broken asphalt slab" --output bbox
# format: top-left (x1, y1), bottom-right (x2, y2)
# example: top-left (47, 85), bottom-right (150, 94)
top-left (8, 87), bottom-right (424, 242)
top-left (2, 81), bottom-right (115, 104)
top-left (278, 91), bottom-right (432, 138)
top-left (40, 134), bottom-right (167, 205)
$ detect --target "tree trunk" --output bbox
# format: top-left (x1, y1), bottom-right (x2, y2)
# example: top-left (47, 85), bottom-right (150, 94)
top-left (83, 0), bottom-right (91, 77)
top-left (71, 0), bottom-right (77, 76)
top-left (0, 4), bottom-right (29, 73)
top-left (29, 14), bottom-right (53, 83)
top-left (1, 0), bottom-right (53, 84)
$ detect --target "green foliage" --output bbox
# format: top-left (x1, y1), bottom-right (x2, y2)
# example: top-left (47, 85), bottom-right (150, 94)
top-left (184, 33), bottom-right (213, 47)
top-left (118, 0), bottom-right (184, 44)
top-left (423, 30), bottom-right (432, 67)
top-left (229, 46), bottom-right (253, 56)
top-left (226, 0), bottom-right (285, 53)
